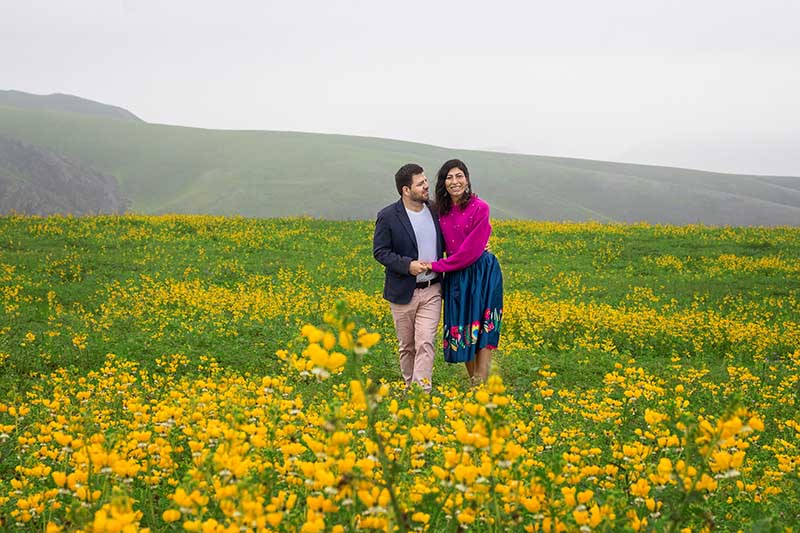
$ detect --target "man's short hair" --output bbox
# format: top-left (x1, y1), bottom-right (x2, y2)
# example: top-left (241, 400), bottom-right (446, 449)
top-left (395, 163), bottom-right (424, 195)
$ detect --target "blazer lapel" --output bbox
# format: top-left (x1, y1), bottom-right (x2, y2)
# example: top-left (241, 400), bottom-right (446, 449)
top-left (395, 200), bottom-right (418, 254)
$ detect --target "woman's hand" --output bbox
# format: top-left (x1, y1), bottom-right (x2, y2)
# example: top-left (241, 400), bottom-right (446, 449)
top-left (409, 261), bottom-right (428, 276)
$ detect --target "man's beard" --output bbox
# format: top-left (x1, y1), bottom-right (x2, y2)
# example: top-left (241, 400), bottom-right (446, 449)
top-left (410, 191), bottom-right (428, 203)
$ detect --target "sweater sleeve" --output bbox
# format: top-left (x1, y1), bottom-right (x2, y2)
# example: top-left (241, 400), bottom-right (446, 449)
top-left (431, 201), bottom-right (491, 273)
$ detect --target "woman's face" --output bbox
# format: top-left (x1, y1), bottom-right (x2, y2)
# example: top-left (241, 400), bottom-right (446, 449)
top-left (444, 167), bottom-right (469, 202)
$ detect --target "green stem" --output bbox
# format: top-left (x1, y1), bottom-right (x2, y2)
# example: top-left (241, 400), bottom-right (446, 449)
top-left (429, 485), bottom-right (457, 529)
top-left (369, 420), bottom-right (408, 533)
top-left (665, 427), bottom-right (719, 533)
top-left (487, 415), bottom-right (501, 533)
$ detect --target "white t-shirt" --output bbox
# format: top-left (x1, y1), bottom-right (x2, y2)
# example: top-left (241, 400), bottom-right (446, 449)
top-left (406, 204), bottom-right (437, 282)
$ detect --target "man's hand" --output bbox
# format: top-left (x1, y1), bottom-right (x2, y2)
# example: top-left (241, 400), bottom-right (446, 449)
top-left (409, 261), bottom-right (427, 276)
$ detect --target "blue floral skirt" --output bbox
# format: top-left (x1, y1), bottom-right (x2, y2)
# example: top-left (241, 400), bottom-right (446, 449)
top-left (442, 251), bottom-right (503, 363)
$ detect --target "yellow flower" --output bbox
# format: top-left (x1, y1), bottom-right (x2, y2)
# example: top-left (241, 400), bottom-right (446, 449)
top-left (303, 343), bottom-right (346, 375)
top-left (645, 498), bottom-right (662, 512)
top-left (695, 473), bottom-right (718, 492)
top-left (357, 330), bottom-right (380, 350)
top-left (53, 432), bottom-right (72, 447)
top-left (521, 496), bottom-right (542, 512)
top-left (338, 330), bottom-right (353, 350)
top-left (573, 508), bottom-right (589, 525)
top-left (201, 518), bottom-right (220, 533)
top-left (412, 512), bottom-right (430, 524)
top-left (305, 343), bottom-right (329, 367)
top-left (644, 409), bottom-right (667, 425)
top-left (350, 380), bottom-right (366, 408)
top-left (588, 505), bottom-right (604, 527)
top-left (747, 416), bottom-right (764, 431)
top-left (474, 390), bottom-right (490, 405)
top-left (327, 351), bottom-right (347, 370)
top-left (300, 518), bottom-right (325, 533)
top-left (457, 509), bottom-right (476, 524)
top-left (52, 471), bottom-right (67, 487)
top-left (631, 478), bottom-right (650, 498)
top-left (322, 332), bottom-right (337, 350)
top-left (628, 511), bottom-right (648, 532)
top-left (378, 488), bottom-right (391, 508)
top-left (358, 488), bottom-right (378, 507)
top-left (657, 457), bottom-right (673, 477)
top-left (577, 489), bottom-right (594, 504)
top-left (162, 509), bottom-right (181, 522)
top-left (561, 486), bottom-right (576, 506)
top-left (72, 334), bottom-right (87, 350)
top-left (301, 325), bottom-right (324, 343)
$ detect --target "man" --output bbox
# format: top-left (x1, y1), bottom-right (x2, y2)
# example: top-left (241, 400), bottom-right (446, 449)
top-left (373, 163), bottom-right (444, 393)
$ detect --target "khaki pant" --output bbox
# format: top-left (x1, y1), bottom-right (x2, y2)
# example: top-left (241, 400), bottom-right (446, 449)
top-left (389, 284), bottom-right (442, 393)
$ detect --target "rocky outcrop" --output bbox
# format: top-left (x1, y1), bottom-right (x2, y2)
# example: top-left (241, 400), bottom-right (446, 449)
top-left (0, 135), bottom-right (128, 215)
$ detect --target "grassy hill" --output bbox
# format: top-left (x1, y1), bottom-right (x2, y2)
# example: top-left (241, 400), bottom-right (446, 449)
top-left (0, 89), bottom-right (142, 122)
top-left (1, 92), bottom-right (799, 224)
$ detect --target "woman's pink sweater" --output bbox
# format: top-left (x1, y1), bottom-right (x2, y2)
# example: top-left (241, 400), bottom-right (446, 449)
top-left (431, 196), bottom-right (492, 273)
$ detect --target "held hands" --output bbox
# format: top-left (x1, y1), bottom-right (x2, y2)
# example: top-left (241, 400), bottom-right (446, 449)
top-left (409, 261), bottom-right (433, 276)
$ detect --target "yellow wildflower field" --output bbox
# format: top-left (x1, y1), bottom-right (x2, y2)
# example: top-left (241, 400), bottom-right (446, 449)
top-left (0, 215), bottom-right (798, 532)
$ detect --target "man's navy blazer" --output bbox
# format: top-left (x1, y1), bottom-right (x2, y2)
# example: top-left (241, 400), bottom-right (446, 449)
top-left (373, 199), bottom-right (445, 305)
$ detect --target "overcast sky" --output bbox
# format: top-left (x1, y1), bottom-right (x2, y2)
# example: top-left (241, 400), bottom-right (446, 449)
top-left (3, 0), bottom-right (799, 176)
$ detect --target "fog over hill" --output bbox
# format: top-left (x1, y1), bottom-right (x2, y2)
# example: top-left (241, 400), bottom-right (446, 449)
top-left (0, 90), bottom-right (798, 225)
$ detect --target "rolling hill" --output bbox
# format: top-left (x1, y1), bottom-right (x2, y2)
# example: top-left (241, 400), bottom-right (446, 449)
top-left (0, 90), bottom-right (142, 123)
top-left (1, 91), bottom-right (798, 224)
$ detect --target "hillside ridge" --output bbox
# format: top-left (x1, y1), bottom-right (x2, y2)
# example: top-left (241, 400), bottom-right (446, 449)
top-left (0, 91), bottom-right (798, 225)
top-left (0, 89), bottom-right (143, 122)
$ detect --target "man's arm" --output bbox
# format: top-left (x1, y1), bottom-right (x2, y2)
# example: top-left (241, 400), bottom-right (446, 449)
top-left (373, 211), bottom-right (413, 275)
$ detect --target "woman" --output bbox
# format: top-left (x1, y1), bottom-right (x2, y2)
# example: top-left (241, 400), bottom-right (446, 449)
top-left (426, 159), bottom-right (503, 384)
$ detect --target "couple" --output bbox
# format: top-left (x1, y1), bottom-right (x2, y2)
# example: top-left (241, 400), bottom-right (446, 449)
top-left (373, 159), bottom-right (504, 392)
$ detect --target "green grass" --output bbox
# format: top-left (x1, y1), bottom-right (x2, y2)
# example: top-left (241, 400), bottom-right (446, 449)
top-left (2, 216), bottom-right (798, 394)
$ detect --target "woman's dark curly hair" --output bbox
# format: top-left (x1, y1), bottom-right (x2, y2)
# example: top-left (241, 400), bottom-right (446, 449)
top-left (434, 159), bottom-right (472, 216)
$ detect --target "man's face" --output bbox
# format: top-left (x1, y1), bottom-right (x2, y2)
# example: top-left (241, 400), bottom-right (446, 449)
top-left (405, 172), bottom-right (429, 202)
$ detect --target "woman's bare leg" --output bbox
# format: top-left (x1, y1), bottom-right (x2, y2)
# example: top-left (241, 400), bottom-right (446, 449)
top-left (465, 359), bottom-right (476, 379)
top-left (474, 348), bottom-right (493, 383)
